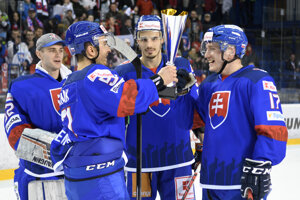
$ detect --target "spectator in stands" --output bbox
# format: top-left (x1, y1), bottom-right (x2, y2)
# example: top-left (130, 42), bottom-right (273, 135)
top-left (79, 0), bottom-right (97, 15)
top-left (222, 0), bottom-right (232, 24)
top-left (180, 32), bottom-right (191, 58)
top-left (63, 0), bottom-right (76, 19)
top-left (202, 13), bottom-right (215, 34)
top-left (99, 0), bottom-right (110, 20)
top-left (7, 29), bottom-right (32, 75)
top-left (131, 6), bottom-right (140, 27)
top-left (118, 0), bottom-right (135, 10)
top-left (189, 47), bottom-right (201, 70)
top-left (151, 8), bottom-right (160, 16)
top-left (135, 0), bottom-right (153, 15)
top-left (24, 8), bottom-right (44, 33)
top-left (106, 2), bottom-right (123, 22)
top-left (195, 0), bottom-right (205, 17)
top-left (203, 0), bottom-right (216, 14)
top-left (242, 43), bottom-right (258, 67)
top-left (120, 17), bottom-right (133, 35)
top-left (10, 11), bottom-right (21, 32)
top-left (18, 0), bottom-right (36, 21)
top-left (285, 53), bottom-right (300, 88)
top-left (62, 9), bottom-right (74, 27)
top-left (189, 10), bottom-right (203, 42)
top-left (87, 14), bottom-right (95, 22)
top-left (0, 37), bottom-right (7, 67)
top-left (25, 30), bottom-right (39, 65)
top-left (106, 16), bottom-right (121, 35)
top-left (44, 17), bottom-right (59, 34)
top-left (72, 0), bottom-right (86, 20)
top-left (0, 10), bottom-right (10, 41)
top-left (34, 26), bottom-right (44, 39)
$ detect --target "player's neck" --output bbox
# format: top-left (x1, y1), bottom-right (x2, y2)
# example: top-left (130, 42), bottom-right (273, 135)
top-left (77, 59), bottom-right (92, 71)
top-left (222, 59), bottom-right (243, 75)
top-left (140, 53), bottom-right (162, 69)
top-left (41, 63), bottom-right (60, 79)
top-left (48, 70), bottom-right (60, 80)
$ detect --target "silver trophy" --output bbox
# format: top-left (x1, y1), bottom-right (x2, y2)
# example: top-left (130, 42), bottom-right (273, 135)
top-left (161, 9), bottom-right (188, 66)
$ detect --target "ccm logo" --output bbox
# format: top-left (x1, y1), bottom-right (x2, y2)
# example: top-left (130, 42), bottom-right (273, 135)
top-left (86, 160), bottom-right (115, 171)
top-left (242, 166), bottom-right (271, 175)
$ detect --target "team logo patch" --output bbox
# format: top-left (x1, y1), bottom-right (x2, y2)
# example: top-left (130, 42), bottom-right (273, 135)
top-left (50, 88), bottom-right (62, 115)
top-left (175, 175), bottom-right (195, 200)
top-left (266, 111), bottom-right (285, 121)
top-left (149, 98), bottom-right (171, 117)
top-left (209, 91), bottom-right (231, 129)
top-left (263, 81), bottom-right (277, 92)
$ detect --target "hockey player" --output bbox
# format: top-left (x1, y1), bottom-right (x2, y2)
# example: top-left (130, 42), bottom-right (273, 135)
top-left (197, 24), bottom-right (288, 200)
top-left (4, 33), bottom-right (71, 200)
top-left (115, 15), bottom-right (200, 200)
top-left (50, 21), bottom-right (182, 199)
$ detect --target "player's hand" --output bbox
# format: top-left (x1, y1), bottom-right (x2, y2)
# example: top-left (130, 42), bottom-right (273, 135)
top-left (241, 158), bottom-right (272, 200)
top-left (176, 69), bottom-right (190, 93)
top-left (192, 142), bottom-right (203, 171)
top-left (157, 65), bottom-right (178, 86)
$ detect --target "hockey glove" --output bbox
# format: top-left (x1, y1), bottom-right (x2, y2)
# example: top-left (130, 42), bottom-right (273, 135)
top-left (176, 69), bottom-right (190, 93)
top-left (192, 143), bottom-right (203, 171)
top-left (176, 69), bottom-right (197, 96)
top-left (241, 158), bottom-right (272, 200)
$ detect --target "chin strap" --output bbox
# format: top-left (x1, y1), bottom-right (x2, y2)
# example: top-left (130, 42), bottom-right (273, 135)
top-left (217, 52), bottom-right (239, 74)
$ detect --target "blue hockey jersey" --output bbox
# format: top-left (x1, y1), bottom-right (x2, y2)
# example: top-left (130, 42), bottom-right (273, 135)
top-left (51, 63), bottom-right (159, 175)
top-left (195, 65), bottom-right (288, 189)
top-left (4, 66), bottom-right (70, 177)
top-left (115, 54), bottom-right (199, 172)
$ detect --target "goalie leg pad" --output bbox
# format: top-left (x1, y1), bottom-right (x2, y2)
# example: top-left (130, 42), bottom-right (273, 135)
top-left (28, 179), bottom-right (67, 200)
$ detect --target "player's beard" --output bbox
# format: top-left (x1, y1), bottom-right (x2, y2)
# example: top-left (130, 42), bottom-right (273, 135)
top-left (144, 48), bottom-right (160, 60)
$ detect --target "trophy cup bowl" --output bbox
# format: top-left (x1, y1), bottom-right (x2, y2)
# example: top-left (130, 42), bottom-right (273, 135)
top-left (161, 9), bottom-right (188, 66)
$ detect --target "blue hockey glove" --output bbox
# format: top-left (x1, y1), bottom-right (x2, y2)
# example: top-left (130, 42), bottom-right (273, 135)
top-left (192, 143), bottom-right (203, 171)
top-left (241, 158), bottom-right (272, 200)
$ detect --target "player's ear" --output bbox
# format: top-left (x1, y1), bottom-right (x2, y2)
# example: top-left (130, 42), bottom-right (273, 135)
top-left (85, 45), bottom-right (97, 59)
top-left (36, 50), bottom-right (42, 60)
top-left (224, 46), bottom-right (236, 60)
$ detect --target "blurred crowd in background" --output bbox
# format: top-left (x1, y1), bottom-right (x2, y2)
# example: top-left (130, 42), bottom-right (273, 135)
top-left (0, 0), bottom-right (300, 106)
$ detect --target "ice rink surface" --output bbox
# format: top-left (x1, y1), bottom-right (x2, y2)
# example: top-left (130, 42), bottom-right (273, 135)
top-left (1, 145), bottom-right (299, 200)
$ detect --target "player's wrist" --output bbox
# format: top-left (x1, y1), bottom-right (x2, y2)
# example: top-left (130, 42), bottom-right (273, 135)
top-left (150, 74), bottom-right (166, 91)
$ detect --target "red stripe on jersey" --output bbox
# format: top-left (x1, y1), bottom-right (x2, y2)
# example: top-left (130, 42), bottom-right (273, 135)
top-left (192, 109), bottom-right (205, 130)
top-left (255, 125), bottom-right (288, 142)
top-left (149, 98), bottom-right (170, 107)
top-left (8, 123), bottom-right (33, 150)
top-left (117, 79), bottom-right (138, 117)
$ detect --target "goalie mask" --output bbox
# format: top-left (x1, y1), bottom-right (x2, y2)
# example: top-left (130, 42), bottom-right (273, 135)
top-left (200, 24), bottom-right (248, 59)
top-left (65, 21), bottom-right (109, 56)
top-left (135, 15), bottom-right (164, 39)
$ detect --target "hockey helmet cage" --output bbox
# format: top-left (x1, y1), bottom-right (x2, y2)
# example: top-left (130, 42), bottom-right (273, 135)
top-left (65, 21), bottom-right (109, 56)
top-left (200, 24), bottom-right (248, 58)
top-left (135, 15), bottom-right (163, 39)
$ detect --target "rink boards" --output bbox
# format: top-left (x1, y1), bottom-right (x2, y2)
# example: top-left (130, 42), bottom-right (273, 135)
top-left (0, 104), bottom-right (299, 180)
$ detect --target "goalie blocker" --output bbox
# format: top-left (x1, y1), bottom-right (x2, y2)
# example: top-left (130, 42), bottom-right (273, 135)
top-left (16, 128), bottom-right (57, 170)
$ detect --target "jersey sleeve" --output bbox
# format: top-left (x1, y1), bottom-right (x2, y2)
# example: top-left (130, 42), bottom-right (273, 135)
top-left (250, 76), bottom-right (288, 165)
top-left (84, 68), bottom-right (159, 117)
top-left (4, 86), bottom-right (33, 150)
